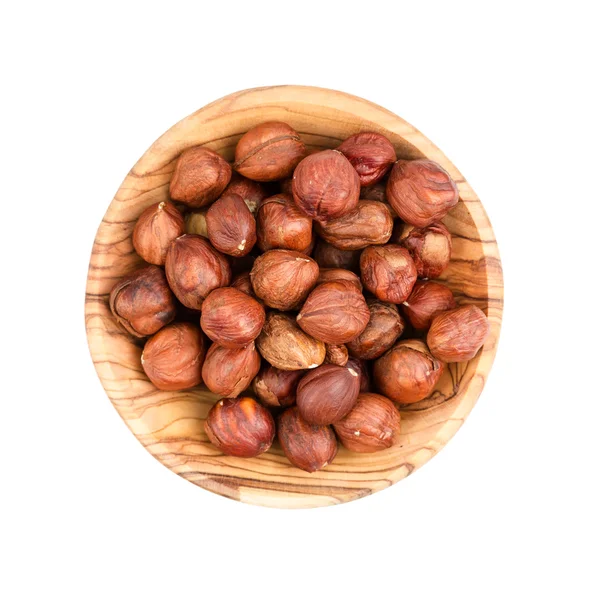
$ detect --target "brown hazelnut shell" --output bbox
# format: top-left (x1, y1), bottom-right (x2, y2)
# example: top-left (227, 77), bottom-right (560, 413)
top-left (317, 268), bottom-right (362, 291)
top-left (324, 344), bottom-right (349, 367)
top-left (402, 281), bottom-right (456, 330)
top-left (231, 271), bottom-right (257, 299)
top-left (169, 147), bottom-right (232, 208)
top-left (395, 221), bottom-right (452, 279)
top-left (202, 342), bottom-right (261, 397)
top-left (223, 174), bottom-right (266, 214)
top-left (360, 180), bottom-right (388, 203)
top-left (346, 357), bottom-right (371, 393)
top-left (109, 265), bottom-right (176, 338)
top-left (313, 240), bottom-right (361, 272)
top-left (257, 193), bottom-right (313, 252)
top-left (206, 193), bottom-right (257, 257)
top-left (205, 397), bottom-right (275, 458)
top-left (141, 322), bottom-right (206, 391)
top-left (278, 407), bottom-right (337, 472)
top-left (253, 364), bottom-right (305, 408)
top-left (337, 132), bottom-right (396, 186)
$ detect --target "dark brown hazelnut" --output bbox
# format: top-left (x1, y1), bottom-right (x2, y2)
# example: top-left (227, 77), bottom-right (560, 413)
top-left (202, 341), bottom-right (261, 397)
top-left (234, 121), bottom-right (307, 181)
top-left (347, 300), bottom-right (404, 360)
top-left (316, 200), bottom-right (393, 250)
top-left (222, 174), bottom-right (266, 214)
top-left (317, 268), bottom-right (362, 291)
top-left (257, 193), bottom-right (313, 253)
top-left (200, 287), bottom-right (265, 348)
top-left (296, 364), bottom-right (361, 425)
top-left (427, 305), bottom-right (489, 362)
top-left (205, 193), bottom-right (256, 257)
top-left (169, 147), bottom-right (232, 208)
top-left (360, 244), bottom-right (418, 303)
top-left (184, 209), bottom-right (208, 238)
top-left (205, 397), bottom-right (275, 458)
top-left (337, 132), bottom-right (396, 186)
top-left (402, 281), bottom-right (456, 330)
top-left (256, 312), bottom-right (326, 371)
top-left (292, 150), bottom-right (360, 223)
top-left (395, 221), bottom-right (452, 279)
top-left (279, 178), bottom-right (293, 195)
top-left (231, 271), bottom-right (257, 299)
top-left (333, 393), bottom-right (400, 453)
top-left (109, 265), bottom-right (176, 337)
top-left (165, 235), bottom-right (231, 309)
top-left (324, 344), bottom-right (349, 366)
top-left (386, 159), bottom-right (459, 227)
top-left (374, 339), bottom-right (444, 404)
top-left (278, 407), bottom-right (337, 472)
top-left (360, 180), bottom-right (387, 203)
top-left (346, 357), bottom-right (371, 393)
top-left (132, 201), bottom-right (184, 265)
top-left (141, 322), bottom-right (206, 391)
top-left (313, 240), bottom-right (361, 272)
top-left (250, 250), bottom-right (319, 311)
top-left (230, 254), bottom-right (256, 277)
top-left (297, 281), bottom-right (370, 344)
top-left (253, 364), bottom-right (305, 408)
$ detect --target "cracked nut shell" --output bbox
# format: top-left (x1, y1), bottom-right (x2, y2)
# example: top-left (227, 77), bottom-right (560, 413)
top-left (206, 193), bottom-right (257, 257)
top-left (202, 341), bottom-right (261, 397)
top-left (337, 132), bottom-right (396, 186)
top-left (257, 193), bottom-right (313, 252)
top-left (402, 280), bottom-right (456, 330)
top-left (395, 221), bottom-right (452, 279)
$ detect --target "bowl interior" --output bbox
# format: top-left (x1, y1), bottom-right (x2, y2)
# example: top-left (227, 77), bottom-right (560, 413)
top-left (85, 86), bottom-right (503, 508)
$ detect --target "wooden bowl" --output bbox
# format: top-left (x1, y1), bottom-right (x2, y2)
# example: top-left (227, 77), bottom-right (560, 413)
top-left (85, 86), bottom-right (503, 508)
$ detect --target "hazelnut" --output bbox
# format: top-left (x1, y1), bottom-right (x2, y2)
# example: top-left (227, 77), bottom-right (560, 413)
top-left (360, 180), bottom-right (387, 203)
top-left (297, 281), bottom-right (370, 344)
top-left (200, 287), bottom-right (265, 348)
top-left (109, 265), bottom-right (176, 337)
top-left (223, 174), bottom-right (266, 214)
top-left (296, 364), bottom-right (361, 425)
top-left (427, 305), bottom-right (489, 362)
top-left (165, 235), bottom-right (231, 309)
top-left (132, 201), bottom-right (184, 265)
top-left (317, 268), bottom-right (363, 291)
top-left (256, 312), bottom-right (326, 371)
top-left (206, 193), bottom-right (256, 257)
top-left (279, 178), bottom-right (293, 195)
top-left (278, 407), bottom-right (337, 472)
top-left (202, 341), bottom-right (261, 397)
top-left (205, 397), bottom-right (275, 458)
top-left (316, 200), bottom-right (393, 250)
top-left (184, 209), bottom-right (208, 238)
top-left (250, 250), bottom-right (319, 311)
top-left (337, 132), bottom-right (396, 186)
top-left (360, 244), bottom-right (418, 303)
top-left (386, 159), bottom-right (458, 227)
top-left (301, 236), bottom-right (316, 256)
top-left (169, 147), bottom-right (232, 208)
top-left (402, 281), bottom-right (456, 330)
top-left (395, 221), bottom-right (452, 279)
top-left (313, 240), bottom-right (361, 272)
top-left (257, 194), bottom-right (313, 252)
top-left (333, 393), bottom-right (401, 453)
top-left (347, 299), bottom-right (404, 360)
top-left (324, 344), bottom-right (349, 366)
top-left (292, 150), bottom-right (360, 223)
top-left (231, 271), bottom-right (258, 299)
top-left (253, 364), bottom-right (305, 408)
top-left (374, 340), bottom-right (444, 404)
top-left (346, 357), bottom-right (371, 393)
top-left (234, 121), bottom-right (306, 181)
top-left (141, 322), bottom-right (206, 390)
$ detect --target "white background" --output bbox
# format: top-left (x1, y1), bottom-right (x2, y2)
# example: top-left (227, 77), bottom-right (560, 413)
top-left (1, 2), bottom-right (590, 599)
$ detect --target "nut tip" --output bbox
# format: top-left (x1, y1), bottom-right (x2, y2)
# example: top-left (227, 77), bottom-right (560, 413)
top-left (347, 368), bottom-right (358, 377)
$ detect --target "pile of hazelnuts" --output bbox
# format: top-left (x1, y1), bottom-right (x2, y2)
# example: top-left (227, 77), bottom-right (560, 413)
top-left (109, 121), bottom-right (490, 473)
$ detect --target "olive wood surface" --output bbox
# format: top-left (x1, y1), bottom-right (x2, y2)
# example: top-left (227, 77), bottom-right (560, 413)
top-left (85, 86), bottom-right (503, 508)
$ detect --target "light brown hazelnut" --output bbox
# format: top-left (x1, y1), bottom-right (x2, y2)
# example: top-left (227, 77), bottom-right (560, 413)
top-left (169, 147), bottom-right (232, 208)
top-left (374, 340), bottom-right (444, 404)
top-left (360, 244), bottom-right (418, 303)
top-left (395, 221), bottom-right (452, 278)
top-left (386, 159), bottom-right (458, 227)
top-left (316, 268), bottom-right (362, 291)
top-left (165, 235), bottom-right (231, 309)
top-left (256, 312), bottom-right (326, 371)
top-left (297, 280), bottom-right (370, 344)
top-left (250, 250), bottom-right (319, 311)
top-left (427, 305), bottom-right (489, 362)
top-left (346, 357), bottom-right (371, 393)
top-left (347, 300), bottom-right (404, 360)
top-left (333, 393), bottom-right (401, 453)
top-left (200, 287), bottom-right (265, 348)
top-left (292, 150), bottom-right (360, 223)
top-left (278, 407), bottom-right (337, 472)
top-left (296, 364), bottom-right (361, 425)
top-left (184, 209), bottom-right (208, 237)
top-left (132, 201), bottom-right (184, 265)
top-left (202, 342), bottom-right (261, 397)
top-left (316, 200), bottom-right (393, 250)
top-left (313, 240), bottom-right (361, 272)
top-left (402, 281), bottom-right (456, 330)
top-left (324, 344), bottom-right (349, 366)
top-left (234, 121), bottom-right (306, 181)
top-left (141, 322), bottom-right (206, 391)
top-left (222, 174), bottom-right (266, 214)
top-left (253, 364), bottom-right (305, 408)
top-left (337, 132), bottom-right (396, 186)
top-left (109, 265), bottom-right (176, 337)
top-left (206, 193), bottom-right (256, 257)
top-left (257, 193), bottom-right (313, 252)
top-left (205, 397), bottom-right (275, 458)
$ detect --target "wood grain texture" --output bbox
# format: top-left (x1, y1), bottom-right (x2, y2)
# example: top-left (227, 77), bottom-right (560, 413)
top-left (85, 86), bottom-right (504, 508)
